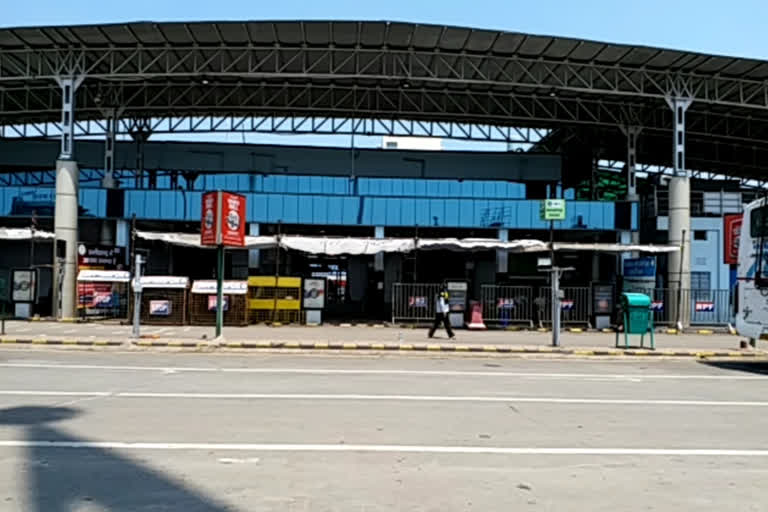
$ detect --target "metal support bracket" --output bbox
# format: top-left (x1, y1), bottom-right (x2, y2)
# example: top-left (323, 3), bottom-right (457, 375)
top-left (665, 96), bottom-right (693, 177)
top-left (54, 76), bottom-right (85, 160)
top-left (620, 125), bottom-right (643, 201)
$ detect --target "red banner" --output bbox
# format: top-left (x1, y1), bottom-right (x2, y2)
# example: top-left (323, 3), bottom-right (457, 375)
top-left (200, 191), bottom-right (218, 246)
top-left (724, 213), bottom-right (743, 265)
top-left (200, 191), bottom-right (247, 247)
top-left (221, 192), bottom-right (246, 247)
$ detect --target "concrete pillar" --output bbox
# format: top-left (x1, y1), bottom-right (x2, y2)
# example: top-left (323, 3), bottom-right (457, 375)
top-left (54, 159), bottom-right (80, 319)
top-left (374, 226), bottom-right (385, 271)
top-left (102, 110), bottom-right (117, 189)
top-left (53, 76), bottom-right (83, 320)
top-left (666, 96), bottom-right (693, 328)
top-left (248, 223), bottom-right (260, 271)
top-left (496, 228), bottom-right (509, 274)
top-left (622, 126), bottom-right (642, 202)
top-left (99, 220), bottom-right (114, 246)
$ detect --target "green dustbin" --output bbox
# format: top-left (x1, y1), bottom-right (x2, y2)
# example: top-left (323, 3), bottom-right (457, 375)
top-left (616, 292), bottom-right (655, 349)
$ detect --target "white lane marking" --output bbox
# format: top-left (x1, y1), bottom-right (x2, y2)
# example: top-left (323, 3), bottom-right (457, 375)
top-left (218, 457), bottom-right (260, 464)
top-left (15, 328), bottom-right (30, 333)
top-left (0, 441), bottom-right (766, 457)
top-left (0, 363), bottom-right (762, 381)
top-left (110, 330), bottom-right (124, 335)
top-left (62, 329), bottom-right (76, 334)
top-left (1, 390), bottom-right (766, 407)
top-left (183, 327), bottom-right (192, 332)
top-left (0, 391), bottom-right (111, 397)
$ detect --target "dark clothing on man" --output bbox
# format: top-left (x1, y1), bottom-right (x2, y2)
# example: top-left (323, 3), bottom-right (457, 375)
top-left (429, 312), bottom-right (455, 339)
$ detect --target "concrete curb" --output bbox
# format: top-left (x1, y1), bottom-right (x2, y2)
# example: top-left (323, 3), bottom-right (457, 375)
top-left (0, 337), bottom-right (764, 358)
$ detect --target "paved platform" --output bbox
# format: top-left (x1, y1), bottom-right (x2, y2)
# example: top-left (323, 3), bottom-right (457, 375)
top-left (0, 321), bottom-right (762, 358)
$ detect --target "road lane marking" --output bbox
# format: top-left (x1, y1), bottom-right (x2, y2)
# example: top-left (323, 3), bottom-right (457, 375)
top-left (0, 363), bottom-right (764, 380)
top-left (0, 441), bottom-right (766, 457)
top-left (0, 390), bottom-right (766, 407)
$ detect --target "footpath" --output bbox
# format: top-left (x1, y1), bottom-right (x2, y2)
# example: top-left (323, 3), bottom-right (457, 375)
top-left (0, 320), bottom-right (764, 359)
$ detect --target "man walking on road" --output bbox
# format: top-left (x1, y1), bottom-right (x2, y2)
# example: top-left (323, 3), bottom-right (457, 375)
top-left (429, 285), bottom-right (455, 339)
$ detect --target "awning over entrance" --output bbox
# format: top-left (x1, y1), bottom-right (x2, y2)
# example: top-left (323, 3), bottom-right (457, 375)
top-left (135, 230), bottom-right (678, 255)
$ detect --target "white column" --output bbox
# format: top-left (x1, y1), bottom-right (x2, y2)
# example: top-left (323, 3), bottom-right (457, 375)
top-left (374, 226), bottom-right (385, 271)
top-left (54, 159), bottom-right (80, 319)
top-left (666, 96), bottom-right (693, 328)
top-left (53, 76), bottom-right (83, 320)
top-left (496, 228), bottom-right (509, 273)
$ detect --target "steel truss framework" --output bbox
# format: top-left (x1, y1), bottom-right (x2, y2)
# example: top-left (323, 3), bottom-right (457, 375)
top-left (0, 21), bottom-right (766, 182)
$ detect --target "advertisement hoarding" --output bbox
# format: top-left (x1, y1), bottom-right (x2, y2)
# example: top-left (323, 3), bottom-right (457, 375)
top-left (724, 213), bottom-right (743, 265)
top-left (200, 191), bottom-right (247, 247)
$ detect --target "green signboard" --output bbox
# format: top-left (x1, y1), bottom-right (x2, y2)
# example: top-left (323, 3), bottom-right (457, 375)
top-left (540, 199), bottom-right (566, 221)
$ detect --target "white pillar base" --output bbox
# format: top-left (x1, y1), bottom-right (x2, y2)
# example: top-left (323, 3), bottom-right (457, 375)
top-left (54, 159), bottom-right (80, 320)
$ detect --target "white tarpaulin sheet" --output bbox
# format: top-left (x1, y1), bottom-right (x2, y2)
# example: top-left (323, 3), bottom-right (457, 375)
top-left (0, 228), bottom-right (55, 240)
top-left (418, 238), bottom-right (547, 252)
top-left (133, 276), bottom-right (189, 289)
top-left (280, 236), bottom-right (414, 255)
top-left (520, 243), bottom-right (680, 253)
top-left (136, 230), bottom-right (276, 249)
top-left (134, 230), bottom-right (675, 255)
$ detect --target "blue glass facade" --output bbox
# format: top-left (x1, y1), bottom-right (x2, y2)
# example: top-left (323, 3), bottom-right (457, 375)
top-left (0, 174), bottom-right (637, 231)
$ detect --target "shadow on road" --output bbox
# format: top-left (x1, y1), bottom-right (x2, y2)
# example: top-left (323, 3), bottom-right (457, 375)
top-left (698, 360), bottom-right (768, 376)
top-left (0, 406), bottom-right (235, 511)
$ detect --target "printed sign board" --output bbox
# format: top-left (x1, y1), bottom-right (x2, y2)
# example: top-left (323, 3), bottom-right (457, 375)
top-left (207, 295), bottom-right (230, 312)
top-left (497, 298), bottom-right (516, 309)
top-left (201, 191), bottom-right (247, 247)
top-left (651, 301), bottom-right (664, 312)
top-left (11, 269), bottom-right (36, 302)
top-left (540, 199), bottom-right (566, 221)
top-left (724, 213), bottom-right (743, 265)
top-left (303, 278), bottom-right (326, 309)
top-left (191, 280), bottom-right (247, 295)
top-left (560, 299), bottom-right (574, 311)
top-left (623, 257), bottom-right (656, 294)
top-left (149, 300), bottom-right (171, 316)
top-left (695, 301), bottom-right (715, 313)
top-left (408, 296), bottom-right (427, 308)
top-left (77, 244), bottom-right (125, 270)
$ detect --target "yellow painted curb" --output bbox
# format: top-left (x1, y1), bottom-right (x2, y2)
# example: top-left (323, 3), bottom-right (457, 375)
top-left (569, 328), bottom-right (584, 333)
top-left (537, 328), bottom-right (549, 332)
top-left (666, 329), bottom-right (678, 335)
top-left (483, 345), bottom-right (498, 352)
top-left (284, 341), bottom-right (300, 349)
top-left (1, 338), bottom-right (16, 344)
top-left (58, 318), bottom-right (78, 323)
top-left (601, 328), bottom-right (614, 333)
top-left (168, 340), bottom-right (184, 347)
top-left (697, 329), bottom-right (714, 335)
top-left (427, 344), bottom-right (442, 351)
top-left (62, 339), bottom-right (78, 345)
top-left (314, 342), bottom-right (330, 349)
top-left (32, 339), bottom-right (48, 344)
top-left (371, 343), bottom-right (386, 350)
top-left (256, 341), bottom-right (271, 348)
top-left (399, 344), bottom-right (413, 350)
top-left (94, 340), bottom-right (110, 346)
top-left (660, 350), bottom-right (677, 356)
top-left (342, 343), bottom-right (358, 350)
top-left (455, 345), bottom-right (470, 351)
top-left (632, 350), bottom-right (650, 355)
top-left (30, 317), bottom-right (41, 322)
top-left (137, 340), bottom-right (152, 346)
top-left (226, 342), bottom-right (243, 348)
top-left (727, 352), bottom-right (744, 357)
top-left (573, 349), bottom-right (594, 356)
top-left (696, 351), bottom-right (716, 357)
top-left (505, 326), bottom-right (522, 331)
top-left (271, 322), bottom-right (283, 327)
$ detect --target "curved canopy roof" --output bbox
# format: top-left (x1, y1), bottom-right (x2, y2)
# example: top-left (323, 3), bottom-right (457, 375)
top-left (0, 21), bottom-right (767, 179)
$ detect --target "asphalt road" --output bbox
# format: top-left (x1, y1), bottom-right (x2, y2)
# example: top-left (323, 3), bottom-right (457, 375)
top-left (0, 349), bottom-right (766, 511)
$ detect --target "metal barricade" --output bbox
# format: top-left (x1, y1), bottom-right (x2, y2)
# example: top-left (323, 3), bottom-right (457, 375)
top-left (623, 288), bottom-right (733, 327)
top-left (688, 289), bottom-right (733, 326)
top-left (536, 286), bottom-right (591, 326)
top-left (481, 285), bottom-right (534, 327)
top-left (392, 283), bottom-right (441, 324)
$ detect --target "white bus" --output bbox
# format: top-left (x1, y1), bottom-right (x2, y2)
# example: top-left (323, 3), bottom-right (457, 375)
top-left (735, 197), bottom-right (768, 341)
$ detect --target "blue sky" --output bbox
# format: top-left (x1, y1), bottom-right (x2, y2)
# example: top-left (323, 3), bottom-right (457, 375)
top-left (4, 0), bottom-right (767, 59)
